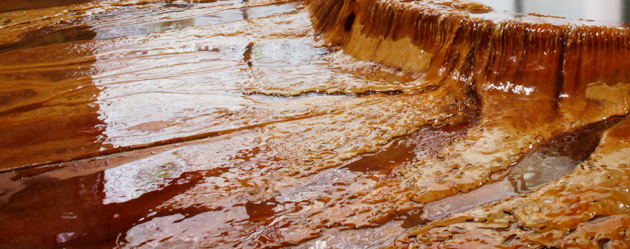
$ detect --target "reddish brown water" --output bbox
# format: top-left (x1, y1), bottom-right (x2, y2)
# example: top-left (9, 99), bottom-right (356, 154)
top-left (0, 0), bottom-right (106, 12)
top-left (2, 0), bottom-right (630, 248)
top-left (0, 124), bottom-right (455, 247)
top-left (2, 120), bottom-right (610, 248)
top-left (419, 118), bottom-right (622, 224)
top-left (0, 2), bottom-right (301, 53)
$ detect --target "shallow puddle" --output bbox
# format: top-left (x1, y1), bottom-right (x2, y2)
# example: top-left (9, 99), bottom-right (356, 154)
top-left (93, 2), bottom-right (300, 40)
top-left (0, 123), bottom-right (470, 248)
top-left (344, 123), bottom-right (475, 174)
top-left (2, 0), bottom-right (630, 248)
top-left (419, 118), bottom-right (622, 224)
top-left (0, 2), bottom-right (300, 53)
top-left (0, 0), bottom-right (106, 12)
top-left (0, 118), bottom-right (585, 248)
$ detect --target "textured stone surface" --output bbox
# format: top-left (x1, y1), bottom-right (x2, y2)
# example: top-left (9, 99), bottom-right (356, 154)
top-left (1, 0), bottom-right (629, 248)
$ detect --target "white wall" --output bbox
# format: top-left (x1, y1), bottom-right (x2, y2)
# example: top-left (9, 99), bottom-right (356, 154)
top-left (476, 0), bottom-right (625, 22)
top-left (476, 0), bottom-right (517, 13)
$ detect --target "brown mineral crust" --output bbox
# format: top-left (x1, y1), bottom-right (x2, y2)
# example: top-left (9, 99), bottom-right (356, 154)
top-left (2, 0), bottom-right (630, 247)
top-left (307, 0), bottom-right (630, 116)
top-left (4, 5), bottom-right (451, 171)
top-left (304, 0), bottom-right (630, 246)
top-left (305, 0), bottom-right (630, 203)
top-left (306, 0), bottom-right (630, 124)
top-left (0, 0), bottom-right (487, 174)
top-left (0, 3), bottom-right (483, 247)
top-left (242, 50), bottom-right (441, 96)
top-left (0, 0), bottom-right (295, 53)
top-left (394, 117), bottom-right (630, 248)
top-left (142, 88), bottom-right (473, 247)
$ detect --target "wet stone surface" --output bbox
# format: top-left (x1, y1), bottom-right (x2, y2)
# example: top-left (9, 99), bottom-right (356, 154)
top-left (1, 0), bottom-right (630, 248)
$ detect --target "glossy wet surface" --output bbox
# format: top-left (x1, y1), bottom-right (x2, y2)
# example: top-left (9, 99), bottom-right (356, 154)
top-left (307, 0), bottom-right (630, 247)
top-left (420, 119), bottom-right (621, 224)
top-left (2, 0), bottom-right (630, 248)
top-left (0, 125), bottom-right (457, 247)
top-left (0, 0), bottom-right (465, 247)
top-left (0, 0), bottom-right (106, 12)
top-left (2, 119), bottom-right (611, 248)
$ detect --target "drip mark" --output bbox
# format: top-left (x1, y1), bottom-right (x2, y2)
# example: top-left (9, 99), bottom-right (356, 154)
top-left (243, 42), bottom-right (255, 67)
top-left (344, 12), bottom-right (356, 32)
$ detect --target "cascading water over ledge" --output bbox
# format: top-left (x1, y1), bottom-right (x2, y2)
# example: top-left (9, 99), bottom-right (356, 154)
top-left (1, 0), bottom-right (630, 248)
top-left (305, 0), bottom-right (630, 247)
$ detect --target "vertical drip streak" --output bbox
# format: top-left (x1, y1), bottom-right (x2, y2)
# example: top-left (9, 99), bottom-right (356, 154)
top-left (306, 0), bottom-right (630, 126)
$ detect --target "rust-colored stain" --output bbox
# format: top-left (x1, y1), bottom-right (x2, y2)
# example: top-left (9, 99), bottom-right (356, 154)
top-left (0, 0), bottom-right (629, 248)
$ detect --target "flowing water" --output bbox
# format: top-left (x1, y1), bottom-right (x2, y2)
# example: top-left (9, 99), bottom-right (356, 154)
top-left (1, 0), bottom-right (630, 248)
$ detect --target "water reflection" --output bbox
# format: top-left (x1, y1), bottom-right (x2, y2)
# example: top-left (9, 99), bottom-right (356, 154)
top-left (0, 159), bottom-right (207, 248)
top-left (0, 2), bottom-right (300, 54)
top-left (476, 0), bottom-right (630, 23)
top-left (0, 28), bottom-right (114, 170)
top-left (0, 2), bottom-right (305, 170)
top-left (163, 0), bottom-right (200, 8)
top-left (0, 0), bottom-right (105, 12)
top-left (0, 122), bottom-right (471, 248)
top-left (418, 119), bottom-right (620, 224)
top-left (93, 3), bottom-right (300, 40)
